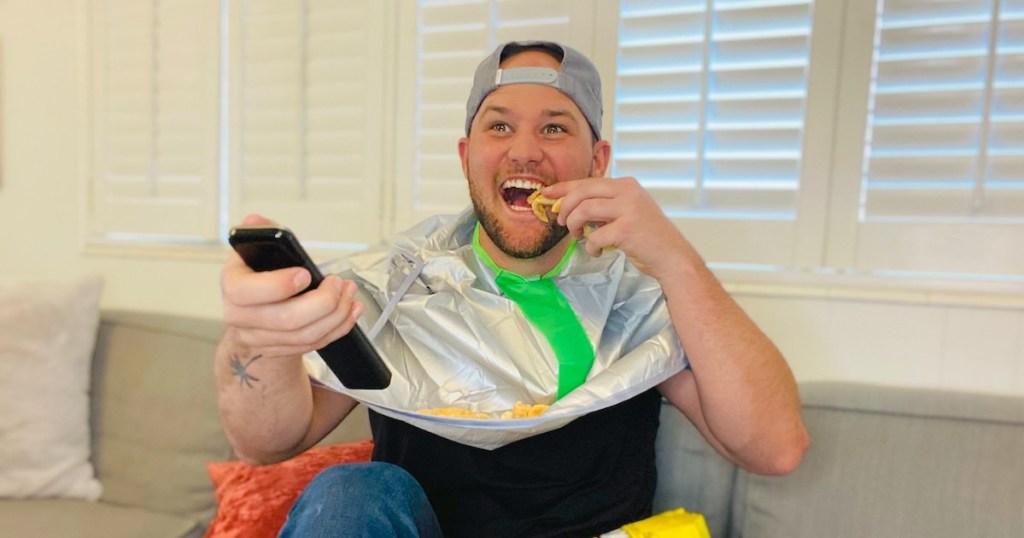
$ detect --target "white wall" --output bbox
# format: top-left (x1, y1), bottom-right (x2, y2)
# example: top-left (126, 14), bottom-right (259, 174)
top-left (739, 293), bottom-right (1023, 396)
top-left (1, 0), bottom-right (1020, 396)
top-left (0, 0), bottom-right (225, 318)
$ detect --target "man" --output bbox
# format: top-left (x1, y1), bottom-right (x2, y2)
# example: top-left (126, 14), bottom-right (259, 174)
top-left (216, 40), bottom-right (809, 537)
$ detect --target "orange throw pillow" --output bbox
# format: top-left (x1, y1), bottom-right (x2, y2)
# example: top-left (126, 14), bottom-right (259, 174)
top-left (204, 439), bottom-right (374, 538)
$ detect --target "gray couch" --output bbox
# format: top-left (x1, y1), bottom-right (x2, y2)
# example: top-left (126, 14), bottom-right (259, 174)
top-left (657, 381), bottom-right (1024, 537)
top-left (0, 310), bottom-right (371, 538)
top-left (2, 310), bottom-right (1021, 537)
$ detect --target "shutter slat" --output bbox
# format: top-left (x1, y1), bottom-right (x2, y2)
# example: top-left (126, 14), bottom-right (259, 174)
top-left (612, 0), bottom-right (811, 223)
top-left (863, 0), bottom-right (1024, 223)
top-left (91, 0), bottom-right (219, 242)
top-left (233, 0), bottom-right (382, 246)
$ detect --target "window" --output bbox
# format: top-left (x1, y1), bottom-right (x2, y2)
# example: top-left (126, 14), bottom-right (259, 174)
top-left (606, 0), bottom-right (1023, 281)
top-left (834, 0), bottom-right (1024, 279)
top-left (87, 0), bottom-right (1024, 288)
top-left (90, 0), bottom-right (221, 243)
top-left (227, 0), bottom-right (390, 247)
top-left (89, 0), bottom-right (391, 250)
top-left (610, 0), bottom-right (817, 267)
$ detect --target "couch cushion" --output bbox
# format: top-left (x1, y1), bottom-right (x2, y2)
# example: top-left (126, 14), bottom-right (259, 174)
top-left (91, 311), bottom-right (233, 524)
top-left (205, 439), bottom-right (374, 538)
top-left (0, 275), bottom-right (104, 500)
top-left (0, 499), bottom-right (202, 538)
top-left (654, 400), bottom-right (737, 538)
top-left (732, 382), bottom-right (1024, 538)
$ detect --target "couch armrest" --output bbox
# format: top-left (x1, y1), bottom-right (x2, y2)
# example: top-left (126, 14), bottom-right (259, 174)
top-left (732, 381), bottom-right (1024, 538)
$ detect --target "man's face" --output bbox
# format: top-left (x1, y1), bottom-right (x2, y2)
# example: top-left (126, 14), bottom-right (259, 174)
top-left (459, 50), bottom-right (609, 259)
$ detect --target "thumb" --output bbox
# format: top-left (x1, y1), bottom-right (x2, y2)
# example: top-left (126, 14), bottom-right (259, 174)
top-left (241, 214), bottom-right (277, 226)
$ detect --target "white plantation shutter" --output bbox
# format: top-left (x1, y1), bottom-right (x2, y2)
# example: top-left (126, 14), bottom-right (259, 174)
top-left (850, 0), bottom-right (1024, 276)
top-left (85, 0), bottom-right (1022, 286)
top-left (611, 0), bottom-right (815, 266)
top-left (394, 0), bottom-right (598, 231)
top-left (229, 0), bottom-right (386, 247)
top-left (90, 0), bottom-right (220, 242)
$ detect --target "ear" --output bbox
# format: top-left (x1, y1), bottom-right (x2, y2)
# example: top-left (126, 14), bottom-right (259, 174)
top-left (458, 137), bottom-right (470, 179)
top-left (591, 139), bottom-right (612, 178)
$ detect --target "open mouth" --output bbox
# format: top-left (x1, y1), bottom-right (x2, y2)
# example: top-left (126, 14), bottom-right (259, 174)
top-left (501, 178), bottom-right (544, 212)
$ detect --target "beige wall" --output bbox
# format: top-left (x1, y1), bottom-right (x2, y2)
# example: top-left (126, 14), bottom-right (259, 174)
top-left (1, 0), bottom-right (1021, 395)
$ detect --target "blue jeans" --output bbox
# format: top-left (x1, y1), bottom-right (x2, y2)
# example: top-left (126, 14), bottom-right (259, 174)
top-left (278, 462), bottom-right (444, 538)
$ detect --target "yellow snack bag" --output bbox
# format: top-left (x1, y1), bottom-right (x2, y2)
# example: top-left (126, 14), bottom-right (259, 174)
top-left (600, 508), bottom-right (711, 538)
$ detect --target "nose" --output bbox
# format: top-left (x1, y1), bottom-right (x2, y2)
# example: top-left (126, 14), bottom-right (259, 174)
top-left (507, 131), bottom-right (543, 167)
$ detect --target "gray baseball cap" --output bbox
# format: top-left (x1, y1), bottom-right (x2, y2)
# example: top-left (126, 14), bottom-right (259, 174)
top-left (464, 40), bottom-right (603, 140)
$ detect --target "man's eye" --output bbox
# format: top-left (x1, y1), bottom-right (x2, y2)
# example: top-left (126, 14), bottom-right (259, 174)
top-left (489, 122), bottom-right (509, 132)
top-left (543, 125), bottom-right (567, 134)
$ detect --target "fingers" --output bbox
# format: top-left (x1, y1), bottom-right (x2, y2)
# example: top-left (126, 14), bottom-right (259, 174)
top-left (230, 290), bottom-right (365, 355)
top-left (221, 215), bottom-right (369, 361)
top-left (542, 178), bottom-right (637, 242)
top-left (222, 244), bottom-right (365, 357)
top-left (241, 213), bottom-right (277, 226)
top-left (543, 178), bottom-right (690, 273)
top-left (579, 223), bottom-right (616, 257)
top-left (222, 253), bottom-right (313, 307)
top-left (562, 198), bottom-right (622, 239)
top-left (224, 274), bottom-right (346, 327)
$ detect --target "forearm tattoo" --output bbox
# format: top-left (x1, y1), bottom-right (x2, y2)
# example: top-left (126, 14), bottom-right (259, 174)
top-left (230, 353), bottom-right (262, 389)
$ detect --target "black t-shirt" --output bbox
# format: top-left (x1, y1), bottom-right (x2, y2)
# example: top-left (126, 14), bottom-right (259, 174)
top-left (369, 388), bottom-right (663, 538)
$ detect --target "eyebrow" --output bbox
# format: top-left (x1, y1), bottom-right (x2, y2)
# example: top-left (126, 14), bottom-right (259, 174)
top-left (479, 105), bottom-right (579, 124)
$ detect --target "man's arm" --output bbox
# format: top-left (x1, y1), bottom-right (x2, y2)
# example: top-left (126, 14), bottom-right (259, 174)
top-left (215, 215), bottom-right (364, 465)
top-left (545, 179), bottom-right (809, 475)
top-left (214, 331), bottom-right (358, 464)
top-left (653, 262), bottom-right (808, 476)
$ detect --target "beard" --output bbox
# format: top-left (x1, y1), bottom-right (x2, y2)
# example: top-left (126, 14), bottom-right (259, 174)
top-left (474, 197), bottom-right (569, 259)
top-left (468, 172), bottom-right (573, 260)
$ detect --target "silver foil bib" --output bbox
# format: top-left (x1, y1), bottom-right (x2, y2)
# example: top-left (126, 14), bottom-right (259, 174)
top-left (304, 208), bottom-right (687, 449)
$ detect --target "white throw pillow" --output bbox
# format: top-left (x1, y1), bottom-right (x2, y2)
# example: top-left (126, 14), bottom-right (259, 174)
top-left (0, 275), bottom-right (104, 500)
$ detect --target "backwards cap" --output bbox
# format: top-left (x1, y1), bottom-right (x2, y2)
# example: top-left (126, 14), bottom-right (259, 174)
top-left (464, 40), bottom-right (603, 140)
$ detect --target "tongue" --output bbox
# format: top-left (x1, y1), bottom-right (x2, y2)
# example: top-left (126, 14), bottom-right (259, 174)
top-left (506, 188), bottom-right (537, 208)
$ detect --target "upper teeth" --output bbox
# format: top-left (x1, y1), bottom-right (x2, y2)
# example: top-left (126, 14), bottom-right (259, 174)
top-left (502, 178), bottom-right (543, 190)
